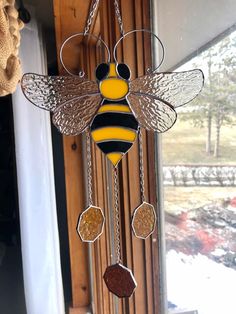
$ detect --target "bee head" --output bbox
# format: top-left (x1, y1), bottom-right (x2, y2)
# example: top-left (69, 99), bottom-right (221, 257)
top-left (95, 63), bottom-right (130, 100)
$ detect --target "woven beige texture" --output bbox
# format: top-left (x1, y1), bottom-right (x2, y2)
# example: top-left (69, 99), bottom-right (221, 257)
top-left (0, 0), bottom-right (24, 96)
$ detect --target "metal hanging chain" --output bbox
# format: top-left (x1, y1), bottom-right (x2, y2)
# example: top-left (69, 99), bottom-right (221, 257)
top-left (113, 167), bottom-right (121, 263)
top-left (138, 128), bottom-right (146, 203)
top-left (83, 0), bottom-right (100, 35)
top-left (114, 0), bottom-right (125, 36)
top-left (83, 0), bottom-right (124, 36)
top-left (86, 130), bottom-right (93, 205)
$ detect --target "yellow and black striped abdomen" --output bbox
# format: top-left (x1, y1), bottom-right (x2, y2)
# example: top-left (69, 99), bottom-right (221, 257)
top-left (91, 99), bottom-right (138, 166)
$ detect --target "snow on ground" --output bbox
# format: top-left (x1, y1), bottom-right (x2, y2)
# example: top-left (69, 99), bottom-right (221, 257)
top-left (167, 250), bottom-right (236, 314)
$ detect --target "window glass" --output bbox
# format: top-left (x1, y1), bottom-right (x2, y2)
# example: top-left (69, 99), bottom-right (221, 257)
top-left (162, 28), bottom-right (236, 314)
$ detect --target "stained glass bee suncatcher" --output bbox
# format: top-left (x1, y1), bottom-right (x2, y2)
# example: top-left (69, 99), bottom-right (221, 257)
top-left (20, 0), bottom-right (204, 299)
top-left (21, 59), bottom-right (203, 166)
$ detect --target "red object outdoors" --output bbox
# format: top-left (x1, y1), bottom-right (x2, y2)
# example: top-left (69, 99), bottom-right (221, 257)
top-left (230, 197), bottom-right (236, 207)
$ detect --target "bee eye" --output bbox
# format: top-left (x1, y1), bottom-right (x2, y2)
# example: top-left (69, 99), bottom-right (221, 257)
top-left (96, 63), bottom-right (109, 81)
top-left (117, 63), bottom-right (131, 80)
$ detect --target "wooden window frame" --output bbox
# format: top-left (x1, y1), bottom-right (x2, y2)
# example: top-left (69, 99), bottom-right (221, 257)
top-left (53, 1), bottom-right (161, 313)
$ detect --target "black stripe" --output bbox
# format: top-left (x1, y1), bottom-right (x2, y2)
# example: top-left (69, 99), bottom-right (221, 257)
top-left (97, 141), bottom-right (133, 154)
top-left (103, 99), bottom-right (129, 105)
top-left (91, 112), bottom-right (138, 131)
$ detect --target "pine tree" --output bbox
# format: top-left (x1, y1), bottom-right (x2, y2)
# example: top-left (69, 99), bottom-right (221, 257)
top-left (180, 31), bottom-right (236, 158)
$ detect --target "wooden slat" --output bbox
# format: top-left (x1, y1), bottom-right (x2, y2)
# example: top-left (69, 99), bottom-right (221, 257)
top-left (91, 2), bottom-right (116, 313)
top-left (53, 1), bottom-right (96, 311)
top-left (142, 2), bottom-right (161, 312)
top-left (98, 1), bottom-right (159, 314)
top-left (135, 2), bottom-right (157, 313)
top-left (69, 306), bottom-right (90, 314)
top-left (62, 136), bottom-right (90, 309)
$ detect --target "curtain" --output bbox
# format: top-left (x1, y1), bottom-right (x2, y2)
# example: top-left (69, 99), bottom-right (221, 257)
top-left (12, 15), bottom-right (65, 314)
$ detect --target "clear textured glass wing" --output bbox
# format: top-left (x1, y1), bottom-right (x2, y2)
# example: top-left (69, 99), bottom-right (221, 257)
top-left (21, 73), bottom-right (99, 111)
top-left (127, 93), bottom-right (177, 132)
top-left (129, 69), bottom-right (204, 108)
top-left (52, 94), bottom-right (102, 135)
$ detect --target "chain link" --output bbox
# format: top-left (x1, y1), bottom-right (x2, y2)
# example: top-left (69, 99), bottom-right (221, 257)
top-left (83, 0), bottom-right (124, 37)
top-left (138, 128), bottom-right (146, 203)
top-left (86, 130), bottom-right (93, 205)
top-left (113, 167), bottom-right (121, 263)
top-left (83, 0), bottom-right (100, 35)
top-left (114, 0), bottom-right (125, 36)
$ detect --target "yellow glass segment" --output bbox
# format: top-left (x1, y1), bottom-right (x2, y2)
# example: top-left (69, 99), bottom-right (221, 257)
top-left (91, 127), bottom-right (136, 142)
top-left (100, 78), bottom-right (129, 100)
top-left (108, 63), bottom-right (117, 77)
top-left (107, 152), bottom-right (123, 166)
top-left (98, 104), bottom-right (131, 113)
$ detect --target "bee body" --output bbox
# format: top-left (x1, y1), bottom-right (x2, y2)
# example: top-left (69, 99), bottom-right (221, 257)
top-left (90, 62), bottom-right (138, 166)
top-left (91, 98), bottom-right (138, 166)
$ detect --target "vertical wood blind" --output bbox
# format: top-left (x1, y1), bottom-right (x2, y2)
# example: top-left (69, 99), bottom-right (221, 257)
top-left (53, 1), bottom-right (160, 313)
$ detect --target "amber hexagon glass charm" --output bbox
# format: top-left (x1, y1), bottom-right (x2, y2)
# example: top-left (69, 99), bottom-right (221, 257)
top-left (77, 205), bottom-right (105, 242)
top-left (131, 202), bottom-right (156, 239)
top-left (103, 263), bottom-right (137, 298)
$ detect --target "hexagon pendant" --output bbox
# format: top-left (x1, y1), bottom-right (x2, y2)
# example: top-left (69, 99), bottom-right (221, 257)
top-left (77, 205), bottom-right (105, 242)
top-left (131, 201), bottom-right (156, 239)
top-left (103, 263), bottom-right (137, 298)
